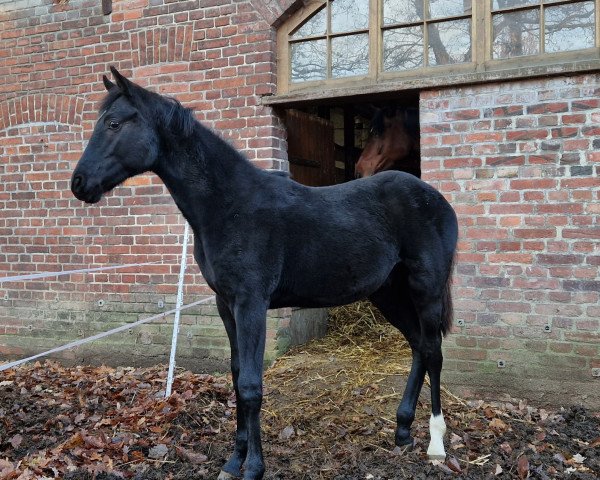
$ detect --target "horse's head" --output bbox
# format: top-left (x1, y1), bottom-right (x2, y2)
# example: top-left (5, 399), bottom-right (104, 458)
top-left (71, 67), bottom-right (160, 203)
top-left (355, 107), bottom-right (414, 178)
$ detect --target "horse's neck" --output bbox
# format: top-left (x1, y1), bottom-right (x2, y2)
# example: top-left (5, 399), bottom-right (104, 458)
top-left (154, 125), bottom-right (259, 230)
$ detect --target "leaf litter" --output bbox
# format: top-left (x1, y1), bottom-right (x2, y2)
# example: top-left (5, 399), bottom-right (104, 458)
top-left (0, 301), bottom-right (598, 479)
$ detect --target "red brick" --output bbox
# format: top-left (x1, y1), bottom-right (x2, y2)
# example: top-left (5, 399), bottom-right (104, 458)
top-left (445, 109), bottom-right (481, 120)
top-left (510, 178), bottom-right (557, 190)
top-left (527, 102), bottom-right (569, 114)
top-left (506, 129), bottom-right (548, 141)
top-left (551, 127), bottom-right (579, 138)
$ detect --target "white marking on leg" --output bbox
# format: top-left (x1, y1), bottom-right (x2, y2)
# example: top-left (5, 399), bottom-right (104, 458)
top-left (217, 471), bottom-right (236, 480)
top-left (427, 412), bottom-right (447, 460)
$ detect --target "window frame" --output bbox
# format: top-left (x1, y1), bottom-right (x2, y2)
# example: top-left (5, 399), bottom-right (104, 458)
top-left (275, 0), bottom-right (600, 99)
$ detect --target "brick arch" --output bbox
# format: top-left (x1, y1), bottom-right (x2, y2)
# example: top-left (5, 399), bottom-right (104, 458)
top-left (130, 23), bottom-right (194, 67)
top-left (249, 0), bottom-right (305, 26)
top-left (0, 94), bottom-right (85, 133)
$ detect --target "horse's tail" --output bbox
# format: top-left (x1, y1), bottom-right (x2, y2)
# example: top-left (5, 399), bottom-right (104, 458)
top-left (440, 254), bottom-right (455, 337)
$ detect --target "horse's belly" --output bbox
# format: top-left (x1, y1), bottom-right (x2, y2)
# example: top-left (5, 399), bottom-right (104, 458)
top-left (273, 253), bottom-right (396, 309)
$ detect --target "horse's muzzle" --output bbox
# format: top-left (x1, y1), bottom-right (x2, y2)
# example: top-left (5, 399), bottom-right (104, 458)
top-left (71, 173), bottom-right (102, 203)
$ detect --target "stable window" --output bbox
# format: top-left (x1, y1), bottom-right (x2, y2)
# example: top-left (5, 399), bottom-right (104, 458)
top-left (275, 0), bottom-right (600, 98)
top-left (382, 0), bottom-right (472, 72)
top-left (491, 0), bottom-right (596, 58)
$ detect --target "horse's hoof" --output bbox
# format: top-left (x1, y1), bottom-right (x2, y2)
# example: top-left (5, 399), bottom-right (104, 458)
top-left (218, 471), bottom-right (238, 480)
top-left (427, 453), bottom-right (447, 462)
top-left (394, 434), bottom-right (414, 448)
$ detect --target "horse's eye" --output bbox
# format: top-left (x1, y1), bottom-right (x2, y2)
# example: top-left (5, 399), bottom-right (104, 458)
top-left (108, 120), bottom-right (120, 130)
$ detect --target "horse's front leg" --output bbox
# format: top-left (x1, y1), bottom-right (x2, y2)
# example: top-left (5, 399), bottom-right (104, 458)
top-left (221, 297), bottom-right (268, 480)
top-left (216, 296), bottom-right (247, 479)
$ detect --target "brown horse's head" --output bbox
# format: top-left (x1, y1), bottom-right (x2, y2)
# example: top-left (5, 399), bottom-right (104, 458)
top-left (355, 107), bottom-right (418, 178)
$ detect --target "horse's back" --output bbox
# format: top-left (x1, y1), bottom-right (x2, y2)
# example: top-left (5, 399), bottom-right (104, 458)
top-left (266, 171), bottom-right (456, 307)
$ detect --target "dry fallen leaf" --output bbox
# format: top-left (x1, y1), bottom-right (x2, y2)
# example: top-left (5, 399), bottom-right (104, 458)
top-left (494, 464), bottom-right (503, 475)
top-left (483, 407), bottom-right (495, 419)
top-left (279, 425), bottom-right (295, 440)
top-left (517, 455), bottom-right (529, 479)
top-left (81, 432), bottom-right (105, 449)
top-left (0, 459), bottom-right (15, 470)
top-left (431, 459), bottom-right (453, 474)
top-left (567, 453), bottom-right (586, 464)
top-left (500, 442), bottom-right (512, 455)
top-left (489, 417), bottom-right (508, 433)
top-left (446, 456), bottom-right (462, 473)
top-left (9, 434), bottom-right (22, 449)
top-left (148, 444), bottom-right (168, 459)
top-left (176, 446), bottom-right (208, 464)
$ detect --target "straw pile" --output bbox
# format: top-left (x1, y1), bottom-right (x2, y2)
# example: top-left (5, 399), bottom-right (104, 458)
top-left (260, 302), bottom-right (414, 469)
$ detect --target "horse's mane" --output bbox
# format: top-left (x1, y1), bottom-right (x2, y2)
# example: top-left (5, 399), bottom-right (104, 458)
top-left (157, 96), bottom-right (196, 138)
top-left (100, 83), bottom-right (196, 138)
top-left (369, 108), bottom-right (390, 137)
top-left (370, 106), bottom-right (419, 138)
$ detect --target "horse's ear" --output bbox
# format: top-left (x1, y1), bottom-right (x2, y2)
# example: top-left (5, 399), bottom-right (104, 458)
top-left (110, 66), bottom-right (132, 96)
top-left (103, 75), bottom-right (116, 91)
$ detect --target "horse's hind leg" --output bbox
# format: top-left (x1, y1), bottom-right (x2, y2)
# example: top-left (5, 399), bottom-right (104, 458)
top-left (370, 272), bottom-right (425, 450)
top-left (416, 299), bottom-right (447, 459)
top-left (371, 264), bottom-right (450, 460)
top-left (408, 273), bottom-right (450, 460)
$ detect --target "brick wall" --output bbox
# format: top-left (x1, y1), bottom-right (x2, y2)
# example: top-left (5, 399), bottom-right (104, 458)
top-left (421, 74), bottom-right (600, 406)
top-left (0, 0), bottom-right (298, 369)
top-left (2, 0), bottom-right (598, 405)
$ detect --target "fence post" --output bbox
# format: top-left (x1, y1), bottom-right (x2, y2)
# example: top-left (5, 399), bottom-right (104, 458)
top-left (165, 222), bottom-right (190, 397)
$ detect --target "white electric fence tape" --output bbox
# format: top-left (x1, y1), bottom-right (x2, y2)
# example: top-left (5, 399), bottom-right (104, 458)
top-left (0, 295), bottom-right (215, 372)
top-left (0, 258), bottom-right (180, 284)
top-left (165, 222), bottom-right (190, 397)
top-left (0, 230), bottom-right (218, 396)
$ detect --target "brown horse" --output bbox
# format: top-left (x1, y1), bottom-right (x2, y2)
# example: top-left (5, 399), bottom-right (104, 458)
top-left (355, 107), bottom-right (421, 178)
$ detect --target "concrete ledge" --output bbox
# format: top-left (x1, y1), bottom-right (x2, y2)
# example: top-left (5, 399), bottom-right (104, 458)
top-left (444, 370), bottom-right (600, 410)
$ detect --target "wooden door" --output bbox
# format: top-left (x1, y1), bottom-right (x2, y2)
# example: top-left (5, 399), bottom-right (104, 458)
top-left (285, 110), bottom-right (336, 187)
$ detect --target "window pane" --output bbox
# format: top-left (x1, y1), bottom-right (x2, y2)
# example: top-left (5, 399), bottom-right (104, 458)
top-left (291, 7), bottom-right (327, 39)
top-left (428, 19), bottom-right (472, 65)
top-left (383, 26), bottom-right (424, 71)
top-left (384, 0), bottom-right (423, 25)
top-left (331, 0), bottom-right (369, 33)
top-left (545, 1), bottom-right (595, 53)
top-left (492, 0), bottom-right (539, 9)
top-left (429, 0), bottom-right (472, 19)
top-left (291, 40), bottom-right (327, 82)
top-left (332, 34), bottom-right (369, 77)
top-left (492, 9), bottom-right (540, 58)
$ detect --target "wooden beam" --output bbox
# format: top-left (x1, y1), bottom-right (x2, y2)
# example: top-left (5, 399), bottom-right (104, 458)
top-left (343, 106), bottom-right (355, 182)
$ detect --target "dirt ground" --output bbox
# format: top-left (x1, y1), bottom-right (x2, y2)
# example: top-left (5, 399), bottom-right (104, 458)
top-left (1, 307), bottom-right (599, 479)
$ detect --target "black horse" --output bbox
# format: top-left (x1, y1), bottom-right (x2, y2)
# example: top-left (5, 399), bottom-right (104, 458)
top-left (71, 68), bottom-right (458, 480)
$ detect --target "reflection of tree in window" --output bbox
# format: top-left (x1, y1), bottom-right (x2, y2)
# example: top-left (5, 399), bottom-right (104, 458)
top-left (332, 34), bottom-right (369, 78)
top-left (493, 9), bottom-right (539, 58)
top-left (289, 0), bottom-right (370, 82)
top-left (291, 40), bottom-right (326, 82)
top-left (383, 27), bottom-right (424, 71)
top-left (331, 0), bottom-right (368, 33)
top-left (545, 2), bottom-right (595, 53)
top-left (285, 0), bottom-right (598, 87)
top-left (492, 0), bottom-right (595, 59)
top-left (383, 0), bottom-right (471, 71)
